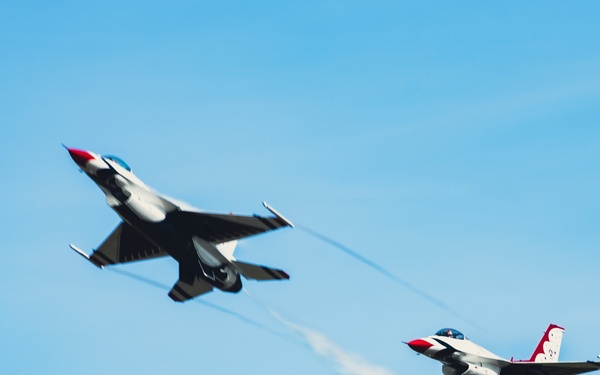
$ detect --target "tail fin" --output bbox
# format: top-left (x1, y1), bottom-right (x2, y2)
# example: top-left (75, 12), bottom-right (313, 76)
top-left (168, 264), bottom-right (213, 302)
top-left (529, 324), bottom-right (565, 362)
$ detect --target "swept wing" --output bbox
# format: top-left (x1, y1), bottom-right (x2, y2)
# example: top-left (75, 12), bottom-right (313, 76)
top-left (72, 222), bottom-right (168, 267)
top-left (169, 209), bottom-right (292, 244)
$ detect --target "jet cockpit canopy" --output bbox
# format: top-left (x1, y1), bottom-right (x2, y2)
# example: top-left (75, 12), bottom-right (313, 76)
top-left (434, 328), bottom-right (465, 340)
top-left (104, 155), bottom-right (132, 172)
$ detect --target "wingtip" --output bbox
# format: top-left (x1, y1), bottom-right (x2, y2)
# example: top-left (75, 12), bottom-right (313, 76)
top-left (69, 244), bottom-right (103, 268)
top-left (262, 202), bottom-right (295, 228)
top-left (69, 244), bottom-right (90, 259)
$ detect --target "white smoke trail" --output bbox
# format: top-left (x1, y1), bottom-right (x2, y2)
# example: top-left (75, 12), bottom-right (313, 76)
top-left (273, 311), bottom-right (396, 375)
top-left (108, 269), bottom-right (397, 374)
top-left (243, 289), bottom-right (396, 375)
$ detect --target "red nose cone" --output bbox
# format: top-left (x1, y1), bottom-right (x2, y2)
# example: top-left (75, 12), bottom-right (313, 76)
top-left (407, 339), bottom-right (433, 353)
top-left (67, 148), bottom-right (95, 167)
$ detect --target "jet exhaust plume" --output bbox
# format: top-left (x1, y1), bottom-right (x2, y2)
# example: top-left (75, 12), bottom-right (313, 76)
top-left (297, 224), bottom-right (485, 331)
top-left (243, 289), bottom-right (396, 375)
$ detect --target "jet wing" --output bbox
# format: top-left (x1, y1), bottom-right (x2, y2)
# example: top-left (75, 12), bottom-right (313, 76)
top-left (500, 361), bottom-right (600, 375)
top-left (169, 209), bottom-right (292, 244)
top-left (85, 222), bottom-right (168, 267)
top-left (168, 264), bottom-right (213, 302)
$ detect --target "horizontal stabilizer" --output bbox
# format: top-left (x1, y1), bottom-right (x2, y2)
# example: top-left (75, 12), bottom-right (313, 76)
top-left (233, 261), bottom-right (290, 281)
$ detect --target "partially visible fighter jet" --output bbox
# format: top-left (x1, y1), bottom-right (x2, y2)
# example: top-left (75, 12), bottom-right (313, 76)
top-left (66, 147), bottom-right (293, 302)
top-left (406, 324), bottom-right (600, 375)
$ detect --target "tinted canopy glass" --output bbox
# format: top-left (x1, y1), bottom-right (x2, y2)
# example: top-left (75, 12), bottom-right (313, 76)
top-left (434, 328), bottom-right (465, 340)
top-left (104, 155), bottom-right (132, 172)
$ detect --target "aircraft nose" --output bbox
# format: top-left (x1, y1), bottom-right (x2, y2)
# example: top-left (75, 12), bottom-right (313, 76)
top-left (406, 339), bottom-right (434, 354)
top-left (66, 147), bottom-right (95, 167)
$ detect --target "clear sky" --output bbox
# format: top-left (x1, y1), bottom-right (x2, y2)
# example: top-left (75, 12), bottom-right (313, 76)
top-left (1, 2), bottom-right (599, 374)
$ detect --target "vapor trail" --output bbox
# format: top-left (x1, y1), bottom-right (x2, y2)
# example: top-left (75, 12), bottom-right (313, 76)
top-left (106, 268), bottom-right (287, 339)
top-left (243, 288), bottom-right (396, 375)
top-left (107, 267), bottom-right (170, 290)
top-left (297, 224), bottom-right (484, 331)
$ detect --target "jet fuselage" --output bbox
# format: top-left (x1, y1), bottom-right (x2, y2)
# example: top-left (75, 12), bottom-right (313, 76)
top-left (406, 325), bottom-right (600, 375)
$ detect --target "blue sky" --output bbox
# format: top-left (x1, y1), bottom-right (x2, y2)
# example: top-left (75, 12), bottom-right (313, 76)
top-left (2, 1), bottom-right (600, 374)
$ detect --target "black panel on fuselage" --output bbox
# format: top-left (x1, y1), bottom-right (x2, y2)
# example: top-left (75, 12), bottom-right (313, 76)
top-left (112, 205), bottom-right (234, 290)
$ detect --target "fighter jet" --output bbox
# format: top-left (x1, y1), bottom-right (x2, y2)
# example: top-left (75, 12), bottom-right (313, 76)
top-left (406, 324), bottom-right (600, 375)
top-left (66, 147), bottom-right (293, 302)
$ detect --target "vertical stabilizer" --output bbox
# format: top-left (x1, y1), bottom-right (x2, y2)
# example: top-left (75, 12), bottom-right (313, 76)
top-left (529, 324), bottom-right (565, 362)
